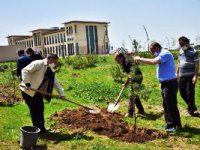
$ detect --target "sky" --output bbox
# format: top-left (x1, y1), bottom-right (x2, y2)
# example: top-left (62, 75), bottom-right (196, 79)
top-left (0, 0), bottom-right (200, 50)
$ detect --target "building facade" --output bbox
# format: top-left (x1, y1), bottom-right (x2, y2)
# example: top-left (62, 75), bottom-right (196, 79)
top-left (7, 21), bottom-right (110, 57)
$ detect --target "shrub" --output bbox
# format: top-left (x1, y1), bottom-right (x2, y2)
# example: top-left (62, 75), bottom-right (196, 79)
top-left (110, 65), bottom-right (126, 83)
top-left (64, 56), bottom-right (72, 65)
top-left (85, 55), bottom-right (97, 68)
top-left (2, 64), bottom-right (8, 70)
top-left (65, 55), bottom-right (98, 69)
top-left (71, 56), bottom-right (86, 69)
top-left (98, 56), bottom-right (107, 62)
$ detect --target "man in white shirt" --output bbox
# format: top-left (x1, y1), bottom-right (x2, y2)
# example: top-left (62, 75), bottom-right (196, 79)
top-left (20, 53), bottom-right (65, 134)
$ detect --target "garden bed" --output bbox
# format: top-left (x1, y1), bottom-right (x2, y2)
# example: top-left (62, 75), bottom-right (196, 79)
top-left (0, 84), bottom-right (21, 105)
top-left (52, 108), bottom-right (167, 143)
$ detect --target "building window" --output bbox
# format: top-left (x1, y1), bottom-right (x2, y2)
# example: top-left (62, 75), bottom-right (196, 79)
top-left (76, 43), bottom-right (79, 55)
top-left (55, 35), bottom-right (57, 44)
top-left (74, 25), bottom-right (77, 33)
top-left (63, 33), bottom-right (66, 42)
top-left (66, 26), bottom-right (73, 36)
top-left (52, 35), bottom-right (54, 44)
top-left (85, 25), bottom-right (98, 54)
top-left (68, 43), bottom-right (74, 55)
top-left (57, 34), bottom-right (60, 43)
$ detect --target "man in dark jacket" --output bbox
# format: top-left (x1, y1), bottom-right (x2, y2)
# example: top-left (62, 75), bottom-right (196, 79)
top-left (26, 47), bottom-right (43, 61)
top-left (16, 49), bottom-right (32, 80)
top-left (114, 49), bottom-right (145, 117)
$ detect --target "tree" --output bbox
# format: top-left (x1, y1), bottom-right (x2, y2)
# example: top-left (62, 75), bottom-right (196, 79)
top-left (143, 25), bottom-right (150, 52)
top-left (129, 35), bottom-right (141, 53)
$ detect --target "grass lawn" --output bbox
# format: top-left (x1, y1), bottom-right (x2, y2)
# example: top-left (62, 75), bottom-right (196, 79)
top-left (0, 55), bottom-right (200, 150)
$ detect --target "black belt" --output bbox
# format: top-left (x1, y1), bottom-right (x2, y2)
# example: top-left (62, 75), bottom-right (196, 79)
top-left (161, 78), bottom-right (177, 84)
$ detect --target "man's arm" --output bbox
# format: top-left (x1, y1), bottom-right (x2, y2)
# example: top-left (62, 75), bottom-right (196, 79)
top-left (176, 63), bottom-right (180, 78)
top-left (192, 62), bottom-right (199, 84)
top-left (134, 56), bottom-right (160, 65)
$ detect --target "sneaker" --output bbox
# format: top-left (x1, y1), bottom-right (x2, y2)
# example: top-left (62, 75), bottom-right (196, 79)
top-left (165, 127), bottom-right (175, 133)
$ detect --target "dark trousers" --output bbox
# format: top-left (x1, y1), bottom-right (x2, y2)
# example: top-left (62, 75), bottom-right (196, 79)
top-left (161, 80), bottom-right (182, 127)
top-left (128, 95), bottom-right (144, 115)
top-left (22, 91), bottom-right (45, 132)
top-left (178, 76), bottom-right (197, 113)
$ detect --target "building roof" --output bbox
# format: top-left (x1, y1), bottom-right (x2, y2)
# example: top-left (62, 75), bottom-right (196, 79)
top-left (43, 27), bottom-right (65, 35)
top-left (63, 20), bottom-right (110, 25)
top-left (6, 35), bottom-right (31, 38)
top-left (30, 28), bottom-right (50, 32)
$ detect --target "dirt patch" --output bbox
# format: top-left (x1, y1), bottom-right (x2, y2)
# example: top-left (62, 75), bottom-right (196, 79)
top-left (72, 73), bottom-right (81, 77)
top-left (0, 84), bottom-right (22, 105)
top-left (52, 108), bottom-right (167, 143)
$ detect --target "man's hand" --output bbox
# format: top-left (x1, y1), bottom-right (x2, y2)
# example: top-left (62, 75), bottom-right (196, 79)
top-left (133, 56), bottom-right (141, 63)
top-left (25, 83), bottom-right (31, 90)
top-left (192, 75), bottom-right (198, 84)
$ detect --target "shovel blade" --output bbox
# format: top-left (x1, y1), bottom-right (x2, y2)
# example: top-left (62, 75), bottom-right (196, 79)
top-left (107, 103), bottom-right (120, 113)
top-left (88, 107), bottom-right (101, 114)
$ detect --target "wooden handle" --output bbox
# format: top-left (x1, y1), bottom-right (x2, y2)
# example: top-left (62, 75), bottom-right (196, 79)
top-left (20, 85), bottom-right (92, 110)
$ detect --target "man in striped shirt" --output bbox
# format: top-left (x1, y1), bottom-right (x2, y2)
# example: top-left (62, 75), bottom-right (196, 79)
top-left (177, 36), bottom-right (199, 116)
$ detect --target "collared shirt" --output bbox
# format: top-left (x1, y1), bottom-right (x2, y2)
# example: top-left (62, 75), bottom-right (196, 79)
top-left (156, 50), bottom-right (176, 82)
top-left (179, 47), bottom-right (199, 77)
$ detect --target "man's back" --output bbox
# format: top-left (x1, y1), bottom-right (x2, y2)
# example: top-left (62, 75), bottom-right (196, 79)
top-left (17, 55), bottom-right (32, 78)
top-left (179, 47), bottom-right (199, 77)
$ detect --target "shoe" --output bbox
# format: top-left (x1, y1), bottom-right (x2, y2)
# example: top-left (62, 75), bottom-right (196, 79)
top-left (137, 109), bottom-right (145, 115)
top-left (165, 127), bottom-right (175, 133)
top-left (164, 124), bottom-right (174, 130)
top-left (188, 111), bottom-right (199, 117)
top-left (39, 128), bottom-right (47, 135)
top-left (165, 126), bottom-right (182, 133)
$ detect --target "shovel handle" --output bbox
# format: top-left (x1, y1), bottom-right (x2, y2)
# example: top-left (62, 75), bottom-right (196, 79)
top-left (20, 85), bottom-right (92, 110)
top-left (114, 78), bottom-right (129, 104)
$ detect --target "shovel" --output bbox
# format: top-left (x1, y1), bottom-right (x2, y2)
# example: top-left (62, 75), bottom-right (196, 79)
top-left (20, 85), bottom-right (101, 114)
top-left (107, 78), bottom-right (129, 113)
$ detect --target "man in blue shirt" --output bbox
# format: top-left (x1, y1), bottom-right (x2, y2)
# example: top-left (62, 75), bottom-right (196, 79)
top-left (134, 42), bottom-right (182, 133)
top-left (177, 36), bottom-right (199, 116)
top-left (16, 49), bottom-right (32, 80)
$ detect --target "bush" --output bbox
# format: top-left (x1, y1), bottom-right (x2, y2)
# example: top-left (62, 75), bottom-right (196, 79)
top-left (64, 56), bottom-right (72, 65)
top-left (85, 55), bottom-right (97, 68)
top-left (64, 55), bottom-right (98, 69)
top-left (98, 56), bottom-right (107, 62)
top-left (2, 64), bottom-right (8, 70)
top-left (110, 65), bottom-right (126, 83)
top-left (71, 56), bottom-right (86, 69)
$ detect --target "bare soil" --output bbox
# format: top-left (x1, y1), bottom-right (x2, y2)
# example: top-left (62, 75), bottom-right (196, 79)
top-left (52, 108), bottom-right (167, 143)
top-left (0, 84), bottom-right (22, 105)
